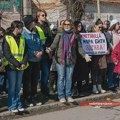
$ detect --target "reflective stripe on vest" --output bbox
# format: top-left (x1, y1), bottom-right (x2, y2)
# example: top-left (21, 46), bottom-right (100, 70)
top-left (4, 35), bottom-right (28, 70)
top-left (35, 25), bottom-right (46, 45)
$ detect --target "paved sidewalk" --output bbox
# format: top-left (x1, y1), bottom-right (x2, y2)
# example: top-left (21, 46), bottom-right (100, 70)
top-left (0, 90), bottom-right (120, 120)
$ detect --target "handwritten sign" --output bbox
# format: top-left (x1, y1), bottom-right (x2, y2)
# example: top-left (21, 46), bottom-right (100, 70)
top-left (80, 32), bottom-right (107, 55)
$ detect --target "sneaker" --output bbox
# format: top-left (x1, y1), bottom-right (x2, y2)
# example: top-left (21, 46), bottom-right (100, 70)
top-left (59, 98), bottom-right (66, 103)
top-left (18, 108), bottom-right (25, 112)
top-left (32, 98), bottom-right (42, 106)
top-left (92, 90), bottom-right (99, 94)
top-left (67, 97), bottom-right (74, 103)
top-left (100, 89), bottom-right (106, 93)
top-left (24, 99), bottom-right (34, 107)
top-left (10, 109), bottom-right (18, 113)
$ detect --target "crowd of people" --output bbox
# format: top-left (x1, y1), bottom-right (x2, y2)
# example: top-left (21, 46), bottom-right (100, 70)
top-left (0, 9), bottom-right (120, 113)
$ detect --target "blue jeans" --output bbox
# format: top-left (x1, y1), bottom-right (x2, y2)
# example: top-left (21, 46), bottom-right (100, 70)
top-left (107, 63), bottom-right (117, 88)
top-left (7, 70), bottom-right (23, 110)
top-left (56, 63), bottom-right (74, 99)
top-left (40, 58), bottom-right (51, 93)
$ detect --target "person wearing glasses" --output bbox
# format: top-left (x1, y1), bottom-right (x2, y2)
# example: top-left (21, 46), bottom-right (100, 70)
top-left (35, 9), bottom-right (53, 96)
top-left (46, 19), bottom-right (91, 103)
top-left (3, 21), bottom-right (28, 113)
top-left (90, 19), bottom-right (107, 94)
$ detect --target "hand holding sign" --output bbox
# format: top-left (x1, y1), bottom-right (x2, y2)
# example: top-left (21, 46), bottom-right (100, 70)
top-left (84, 54), bottom-right (92, 62)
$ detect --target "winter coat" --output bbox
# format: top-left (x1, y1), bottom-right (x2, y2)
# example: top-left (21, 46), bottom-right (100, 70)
top-left (90, 28), bottom-right (107, 69)
top-left (112, 42), bottom-right (120, 74)
top-left (22, 27), bottom-right (43, 62)
top-left (35, 22), bottom-right (53, 60)
top-left (50, 32), bottom-right (85, 65)
top-left (3, 33), bottom-right (28, 70)
top-left (0, 37), bottom-right (5, 72)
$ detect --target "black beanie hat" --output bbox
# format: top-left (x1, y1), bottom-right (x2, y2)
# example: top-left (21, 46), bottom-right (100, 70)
top-left (22, 15), bottom-right (34, 28)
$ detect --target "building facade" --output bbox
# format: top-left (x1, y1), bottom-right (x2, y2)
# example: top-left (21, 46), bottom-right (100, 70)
top-left (0, 0), bottom-right (120, 28)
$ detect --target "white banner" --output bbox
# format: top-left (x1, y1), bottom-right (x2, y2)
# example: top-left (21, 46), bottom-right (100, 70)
top-left (80, 32), bottom-right (107, 55)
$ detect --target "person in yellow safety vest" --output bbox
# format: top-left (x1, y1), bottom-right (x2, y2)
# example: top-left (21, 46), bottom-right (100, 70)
top-left (35, 9), bottom-right (53, 96)
top-left (3, 21), bottom-right (28, 113)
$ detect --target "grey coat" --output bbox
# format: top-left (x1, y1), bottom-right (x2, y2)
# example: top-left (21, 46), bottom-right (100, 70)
top-left (50, 33), bottom-right (86, 65)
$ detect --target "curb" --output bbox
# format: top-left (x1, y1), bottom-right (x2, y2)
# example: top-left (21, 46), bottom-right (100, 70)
top-left (0, 90), bottom-right (120, 120)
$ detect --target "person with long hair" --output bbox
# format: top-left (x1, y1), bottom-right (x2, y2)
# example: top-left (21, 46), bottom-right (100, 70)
top-left (46, 19), bottom-right (91, 103)
top-left (3, 21), bottom-right (28, 113)
top-left (90, 19), bottom-right (107, 94)
top-left (72, 21), bottom-right (90, 97)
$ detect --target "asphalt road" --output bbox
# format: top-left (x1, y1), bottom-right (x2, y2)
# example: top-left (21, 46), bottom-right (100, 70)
top-left (14, 100), bottom-right (120, 120)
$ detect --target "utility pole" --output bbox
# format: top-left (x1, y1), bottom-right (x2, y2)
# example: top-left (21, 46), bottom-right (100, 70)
top-left (23, 0), bottom-right (32, 17)
top-left (0, 12), bottom-right (2, 27)
top-left (97, 0), bottom-right (100, 18)
top-left (20, 0), bottom-right (23, 20)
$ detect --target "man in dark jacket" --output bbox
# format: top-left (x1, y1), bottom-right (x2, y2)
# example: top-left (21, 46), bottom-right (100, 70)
top-left (35, 9), bottom-right (53, 95)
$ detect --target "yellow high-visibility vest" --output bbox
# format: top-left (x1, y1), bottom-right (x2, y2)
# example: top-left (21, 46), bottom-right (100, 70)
top-left (4, 35), bottom-right (29, 70)
top-left (35, 25), bottom-right (46, 45)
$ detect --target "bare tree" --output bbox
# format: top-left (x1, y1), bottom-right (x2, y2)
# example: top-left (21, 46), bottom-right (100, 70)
top-left (60, 0), bottom-right (89, 21)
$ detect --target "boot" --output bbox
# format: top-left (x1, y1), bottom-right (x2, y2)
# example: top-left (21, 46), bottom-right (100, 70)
top-left (92, 85), bottom-right (99, 94)
top-left (97, 84), bottom-right (106, 93)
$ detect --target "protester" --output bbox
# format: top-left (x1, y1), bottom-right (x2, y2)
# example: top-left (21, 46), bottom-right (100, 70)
top-left (102, 20), bottom-right (110, 90)
top-left (72, 21), bottom-right (90, 97)
top-left (103, 20), bottom-right (110, 32)
top-left (35, 9), bottom-right (53, 96)
top-left (112, 42), bottom-right (120, 88)
top-left (107, 19), bottom-right (120, 92)
top-left (3, 21), bottom-right (28, 113)
top-left (49, 24), bottom-right (58, 95)
top-left (0, 27), bottom-right (7, 97)
top-left (22, 16), bottom-right (43, 107)
top-left (90, 19), bottom-right (107, 94)
top-left (46, 19), bottom-right (91, 103)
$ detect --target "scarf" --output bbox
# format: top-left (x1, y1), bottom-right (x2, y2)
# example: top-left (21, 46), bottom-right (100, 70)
top-left (62, 30), bottom-right (75, 65)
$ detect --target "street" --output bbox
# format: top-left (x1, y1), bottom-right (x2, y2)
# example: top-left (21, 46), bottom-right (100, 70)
top-left (14, 99), bottom-right (120, 120)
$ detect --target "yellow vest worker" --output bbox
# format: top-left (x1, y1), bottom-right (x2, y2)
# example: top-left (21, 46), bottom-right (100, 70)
top-left (4, 35), bottom-right (28, 70)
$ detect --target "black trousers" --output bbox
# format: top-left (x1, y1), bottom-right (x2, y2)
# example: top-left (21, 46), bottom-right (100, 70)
top-left (91, 68), bottom-right (104, 85)
top-left (49, 71), bottom-right (57, 91)
top-left (23, 61), bottom-right (40, 100)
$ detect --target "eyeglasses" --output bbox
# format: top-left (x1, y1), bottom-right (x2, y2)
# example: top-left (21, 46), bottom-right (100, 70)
top-left (64, 23), bottom-right (71, 26)
top-left (40, 14), bottom-right (47, 17)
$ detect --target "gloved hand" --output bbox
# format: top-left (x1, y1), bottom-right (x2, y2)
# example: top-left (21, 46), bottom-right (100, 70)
top-left (84, 54), bottom-right (92, 62)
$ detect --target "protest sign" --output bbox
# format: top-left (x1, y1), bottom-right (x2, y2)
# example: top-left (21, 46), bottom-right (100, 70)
top-left (80, 32), bottom-right (107, 55)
